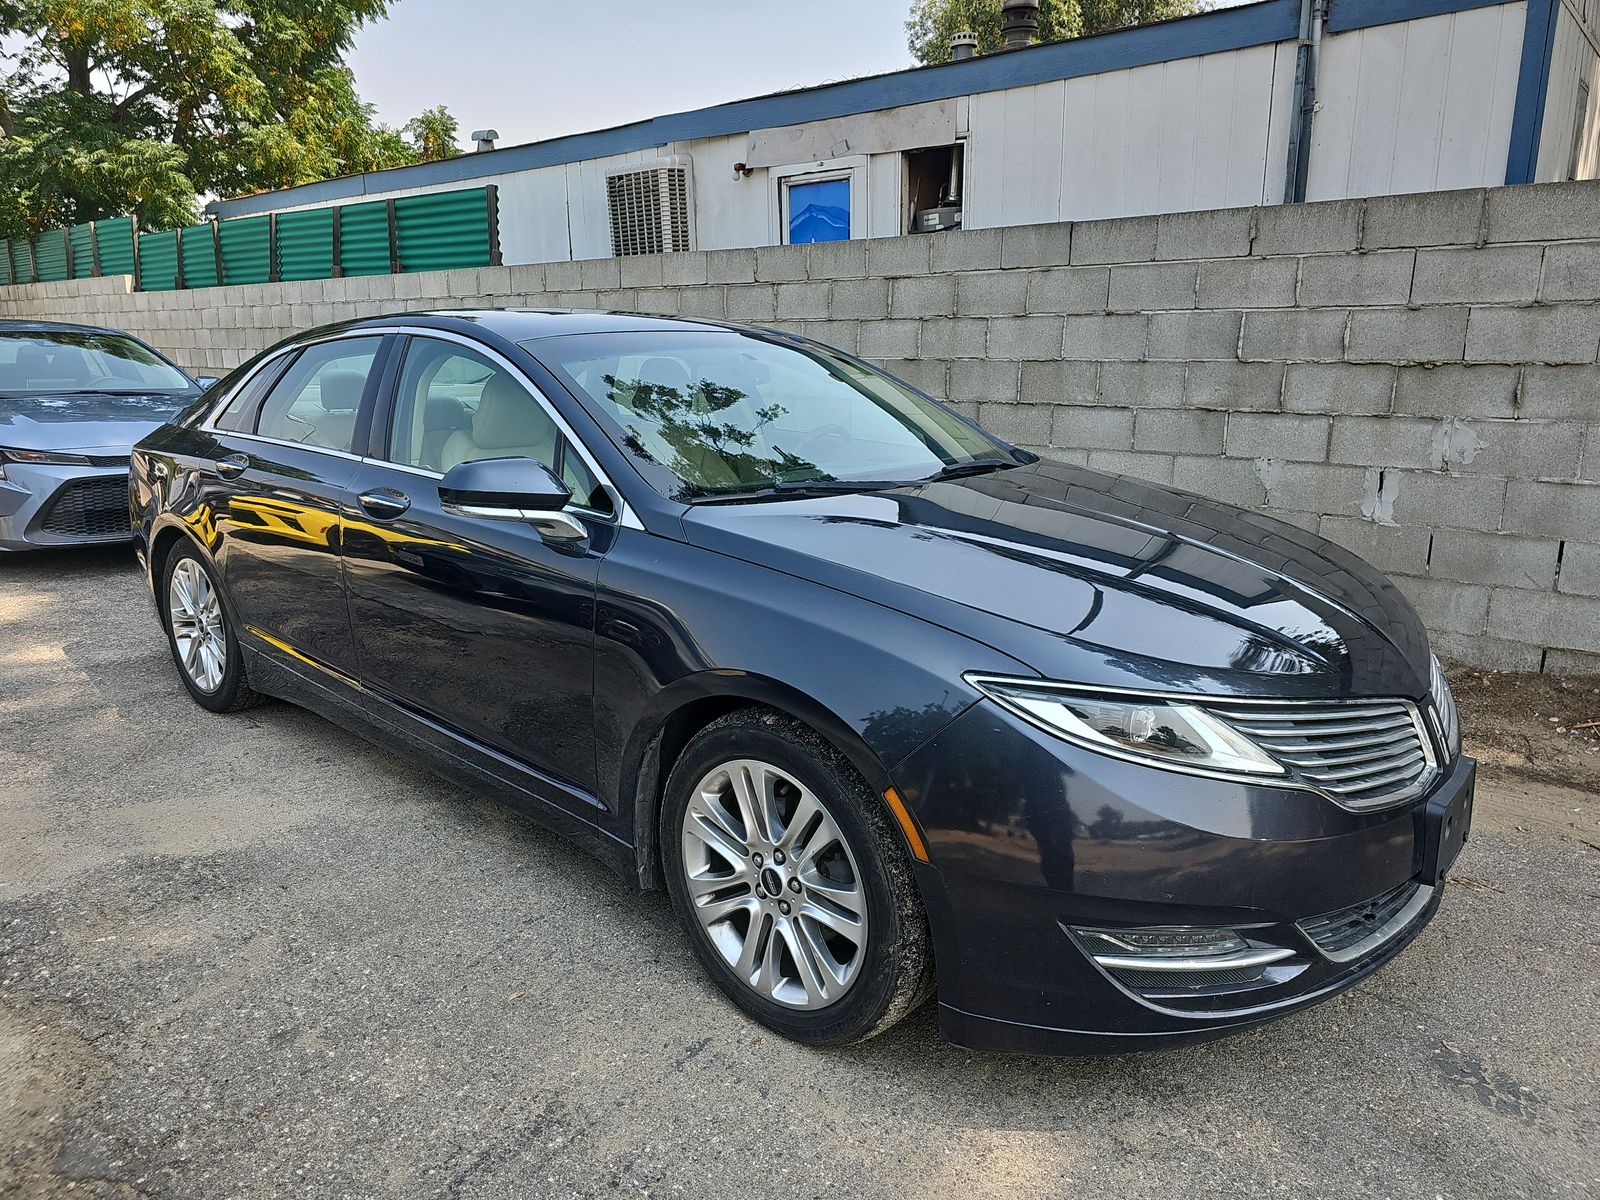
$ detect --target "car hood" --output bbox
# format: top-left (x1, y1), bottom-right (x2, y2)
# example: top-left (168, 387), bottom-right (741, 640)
top-left (682, 460), bottom-right (1432, 700)
top-left (0, 391), bottom-right (193, 453)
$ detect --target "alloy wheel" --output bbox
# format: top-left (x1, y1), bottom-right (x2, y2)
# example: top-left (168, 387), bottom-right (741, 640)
top-left (680, 758), bottom-right (869, 1009)
top-left (168, 558), bottom-right (227, 693)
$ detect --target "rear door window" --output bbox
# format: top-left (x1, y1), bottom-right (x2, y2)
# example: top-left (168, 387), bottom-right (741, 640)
top-left (254, 337), bottom-right (383, 453)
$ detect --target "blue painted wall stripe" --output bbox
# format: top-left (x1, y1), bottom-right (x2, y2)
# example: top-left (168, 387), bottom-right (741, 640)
top-left (210, 0), bottom-right (1301, 218)
top-left (1506, 0), bottom-right (1562, 183)
top-left (1327, 0), bottom-right (1514, 34)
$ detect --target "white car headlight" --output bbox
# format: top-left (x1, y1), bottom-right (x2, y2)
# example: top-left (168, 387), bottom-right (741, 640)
top-left (967, 675), bottom-right (1284, 780)
top-left (1428, 653), bottom-right (1461, 757)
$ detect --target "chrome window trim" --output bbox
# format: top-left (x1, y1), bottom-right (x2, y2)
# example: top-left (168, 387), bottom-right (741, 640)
top-left (215, 430), bottom-right (368, 464)
top-left (197, 346), bottom-right (299, 431)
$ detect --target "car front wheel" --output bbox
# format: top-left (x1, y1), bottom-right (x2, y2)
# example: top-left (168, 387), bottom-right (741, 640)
top-left (161, 540), bottom-right (263, 713)
top-left (662, 708), bottom-right (933, 1045)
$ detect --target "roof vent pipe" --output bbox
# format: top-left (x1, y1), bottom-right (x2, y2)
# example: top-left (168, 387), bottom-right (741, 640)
top-left (950, 31), bottom-right (978, 61)
top-left (1000, 0), bottom-right (1040, 50)
top-left (471, 129), bottom-right (499, 152)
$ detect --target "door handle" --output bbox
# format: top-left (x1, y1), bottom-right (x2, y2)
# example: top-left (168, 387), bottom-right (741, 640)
top-left (215, 453), bottom-right (250, 479)
top-left (357, 487), bottom-right (411, 519)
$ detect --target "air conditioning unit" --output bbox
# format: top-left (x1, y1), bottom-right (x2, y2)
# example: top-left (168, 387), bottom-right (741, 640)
top-left (606, 157), bottom-right (694, 257)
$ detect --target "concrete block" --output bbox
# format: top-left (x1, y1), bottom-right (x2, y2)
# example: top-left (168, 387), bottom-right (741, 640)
top-left (1184, 361), bottom-right (1285, 411)
top-left (660, 251), bottom-right (710, 286)
top-left (1485, 180), bottom-right (1600, 243)
top-left (1260, 461), bottom-right (1370, 514)
top-left (1050, 405), bottom-right (1134, 451)
top-left (1297, 251), bottom-right (1415, 308)
top-left (1502, 478), bottom-right (1600, 537)
top-left (1346, 307), bottom-right (1469, 364)
top-left (1543, 646), bottom-right (1600, 675)
top-left (957, 270), bottom-right (1029, 315)
top-left (1319, 515), bottom-right (1432, 576)
top-left (1196, 257), bottom-right (1299, 309)
top-left (1586, 425), bottom-right (1600, 482)
top-left (1147, 310), bottom-right (1243, 360)
top-left (977, 401), bottom-right (1052, 445)
top-left (1062, 314), bottom-right (1147, 360)
top-left (1087, 450), bottom-right (1175, 482)
top-left (1239, 310), bottom-right (1349, 362)
top-left (806, 239), bottom-right (868, 280)
top-left (1466, 305), bottom-right (1600, 365)
top-left (673, 287), bottom-right (727, 320)
top-left (1387, 470), bottom-right (1507, 531)
top-left (1392, 365), bottom-right (1518, 418)
top-left (1463, 418), bottom-right (1583, 479)
top-left (1155, 206), bottom-right (1254, 260)
top-left (1133, 408), bottom-right (1226, 454)
top-left (1171, 454), bottom-right (1269, 507)
top-left (724, 285), bottom-right (776, 322)
top-left (1412, 245), bottom-right (1543, 305)
top-left (618, 255), bottom-right (665, 289)
top-left (1519, 364), bottom-right (1600, 418)
top-left (1108, 262), bottom-right (1197, 312)
top-left (988, 315), bottom-right (1064, 360)
top-left (1071, 215), bottom-right (1158, 265)
top-left (775, 281), bottom-right (831, 320)
top-left (1001, 222), bottom-right (1073, 268)
top-left (1362, 189), bottom-right (1484, 249)
top-left (1538, 242), bottom-right (1600, 302)
top-left (867, 237), bottom-right (930, 277)
top-left (579, 257), bottom-right (621, 290)
top-left (929, 228), bottom-right (1002, 273)
top-left (877, 357), bottom-right (948, 398)
top-left (1253, 199), bottom-right (1363, 256)
top-left (829, 278), bottom-right (891, 320)
top-left (1428, 631), bottom-right (1548, 672)
top-left (706, 249), bottom-right (756, 284)
top-left (1430, 529), bottom-right (1561, 590)
top-left (1225, 412), bottom-right (1332, 461)
top-left (890, 275), bottom-right (956, 318)
top-left (755, 244), bottom-right (810, 282)
top-left (553, 290), bottom-right (600, 310)
top-left (1557, 542), bottom-right (1600, 596)
top-left (632, 288), bottom-right (682, 315)
top-left (1284, 363), bottom-right (1395, 414)
top-left (950, 359), bottom-right (1021, 403)
top-left (543, 259), bottom-right (584, 290)
top-left (1097, 361), bottom-right (1186, 408)
top-left (920, 317), bottom-right (989, 359)
top-left (1027, 266), bottom-right (1110, 314)
top-left (1019, 360), bottom-right (1099, 405)
top-left (1486, 586), bottom-right (1600, 649)
top-left (1398, 577), bottom-right (1491, 636)
top-left (801, 320), bottom-right (859, 353)
top-left (1329, 415), bottom-right (1441, 468)
top-left (858, 319), bottom-right (921, 358)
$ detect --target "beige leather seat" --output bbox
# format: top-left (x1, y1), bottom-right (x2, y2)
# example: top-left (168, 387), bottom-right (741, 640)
top-left (440, 372), bottom-right (558, 473)
top-left (311, 368), bottom-right (365, 451)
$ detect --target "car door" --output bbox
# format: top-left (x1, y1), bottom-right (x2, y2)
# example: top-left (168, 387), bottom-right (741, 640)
top-left (204, 333), bottom-right (390, 676)
top-left (340, 332), bottom-right (618, 809)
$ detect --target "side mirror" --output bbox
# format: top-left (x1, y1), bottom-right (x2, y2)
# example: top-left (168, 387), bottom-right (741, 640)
top-left (438, 456), bottom-right (586, 541)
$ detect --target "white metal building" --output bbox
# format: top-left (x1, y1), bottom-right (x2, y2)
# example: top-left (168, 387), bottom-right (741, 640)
top-left (208, 0), bottom-right (1600, 266)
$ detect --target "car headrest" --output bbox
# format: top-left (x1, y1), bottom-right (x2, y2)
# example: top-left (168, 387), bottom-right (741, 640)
top-left (472, 373), bottom-right (551, 450)
top-left (317, 369), bottom-right (366, 413)
top-left (424, 392), bottom-right (471, 432)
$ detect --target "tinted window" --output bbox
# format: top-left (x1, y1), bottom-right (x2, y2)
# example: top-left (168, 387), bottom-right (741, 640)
top-left (388, 338), bottom-right (609, 511)
top-left (213, 355), bottom-right (290, 433)
top-left (0, 331), bottom-right (192, 393)
top-left (255, 337), bottom-right (382, 453)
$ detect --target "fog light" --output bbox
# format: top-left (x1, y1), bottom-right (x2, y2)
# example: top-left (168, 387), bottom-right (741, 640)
top-left (1076, 926), bottom-right (1248, 959)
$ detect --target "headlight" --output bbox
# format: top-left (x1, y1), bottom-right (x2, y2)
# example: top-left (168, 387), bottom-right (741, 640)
top-left (0, 446), bottom-right (92, 468)
top-left (967, 675), bottom-right (1284, 780)
top-left (1428, 653), bottom-right (1461, 757)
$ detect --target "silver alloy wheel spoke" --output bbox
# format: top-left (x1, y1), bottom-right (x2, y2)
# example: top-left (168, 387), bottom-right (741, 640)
top-left (168, 559), bottom-right (227, 693)
top-left (681, 757), bottom-right (868, 1010)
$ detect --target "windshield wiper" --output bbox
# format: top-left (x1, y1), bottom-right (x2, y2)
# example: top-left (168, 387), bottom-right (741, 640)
top-left (915, 458), bottom-right (1014, 484)
top-left (687, 478), bottom-right (903, 505)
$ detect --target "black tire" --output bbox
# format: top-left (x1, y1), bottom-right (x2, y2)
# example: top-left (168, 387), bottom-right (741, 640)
top-left (160, 539), bottom-right (264, 714)
top-left (662, 707), bottom-right (934, 1045)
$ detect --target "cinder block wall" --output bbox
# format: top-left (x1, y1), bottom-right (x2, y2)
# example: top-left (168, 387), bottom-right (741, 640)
top-left (5, 181), bottom-right (1600, 673)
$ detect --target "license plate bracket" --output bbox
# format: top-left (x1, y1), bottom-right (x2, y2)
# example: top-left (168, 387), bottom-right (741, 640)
top-left (1417, 762), bottom-right (1475, 885)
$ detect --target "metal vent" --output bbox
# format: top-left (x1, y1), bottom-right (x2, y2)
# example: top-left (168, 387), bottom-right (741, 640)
top-left (1207, 700), bottom-right (1436, 811)
top-left (606, 158), bottom-right (693, 257)
top-left (38, 477), bottom-right (129, 539)
top-left (1299, 880), bottom-right (1429, 962)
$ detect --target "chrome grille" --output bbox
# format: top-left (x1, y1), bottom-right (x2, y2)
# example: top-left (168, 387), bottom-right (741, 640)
top-left (1207, 700), bottom-right (1435, 811)
top-left (1300, 880), bottom-right (1423, 959)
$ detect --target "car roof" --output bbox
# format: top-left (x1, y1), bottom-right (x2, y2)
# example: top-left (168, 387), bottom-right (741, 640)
top-left (320, 309), bottom-right (755, 342)
top-left (0, 318), bottom-right (137, 337)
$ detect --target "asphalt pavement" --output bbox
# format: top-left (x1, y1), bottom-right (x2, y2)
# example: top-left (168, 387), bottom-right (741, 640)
top-left (2, 546), bottom-right (1596, 1199)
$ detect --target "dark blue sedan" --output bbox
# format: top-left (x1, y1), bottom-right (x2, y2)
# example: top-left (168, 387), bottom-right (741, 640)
top-left (130, 310), bottom-right (1473, 1054)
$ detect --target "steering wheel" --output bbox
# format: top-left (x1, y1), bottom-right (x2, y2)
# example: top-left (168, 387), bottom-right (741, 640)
top-left (793, 423), bottom-right (850, 462)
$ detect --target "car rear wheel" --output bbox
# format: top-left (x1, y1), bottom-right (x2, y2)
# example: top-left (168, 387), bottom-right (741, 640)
top-left (162, 541), bottom-right (263, 713)
top-left (662, 708), bottom-right (933, 1045)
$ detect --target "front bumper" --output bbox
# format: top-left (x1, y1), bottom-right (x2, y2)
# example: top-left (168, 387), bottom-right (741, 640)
top-left (0, 461), bottom-right (133, 550)
top-left (892, 701), bottom-right (1475, 1055)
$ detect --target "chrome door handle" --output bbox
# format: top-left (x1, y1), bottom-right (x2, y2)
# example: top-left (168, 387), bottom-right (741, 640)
top-left (215, 453), bottom-right (250, 479)
top-left (357, 487), bottom-right (411, 519)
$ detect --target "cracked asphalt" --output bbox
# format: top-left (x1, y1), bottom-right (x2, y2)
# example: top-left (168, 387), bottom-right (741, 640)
top-left (2, 546), bottom-right (1597, 1199)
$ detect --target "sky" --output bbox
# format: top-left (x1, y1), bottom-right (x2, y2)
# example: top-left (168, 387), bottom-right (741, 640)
top-left (348, 0), bottom-right (1255, 152)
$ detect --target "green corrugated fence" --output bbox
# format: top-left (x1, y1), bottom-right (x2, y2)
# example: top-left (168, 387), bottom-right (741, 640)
top-left (0, 185), bottom-right (499, 293)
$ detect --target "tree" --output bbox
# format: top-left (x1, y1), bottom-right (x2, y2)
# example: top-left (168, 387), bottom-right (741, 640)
top-left (405, 105), bottom-right (461, 163)
top-left (906, 0), bottom-right (1213, 65)
top-left (0, 0), bottom-right (449, 237)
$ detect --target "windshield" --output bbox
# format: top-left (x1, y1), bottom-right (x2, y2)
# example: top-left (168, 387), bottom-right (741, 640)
top-left (529, 330), bottom-right (1013, 501)
top-left (0, 331), bottom-right (193, 395)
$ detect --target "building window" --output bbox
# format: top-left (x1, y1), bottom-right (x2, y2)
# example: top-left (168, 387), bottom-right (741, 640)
top-left (784, 176), bottom-right (851, 244)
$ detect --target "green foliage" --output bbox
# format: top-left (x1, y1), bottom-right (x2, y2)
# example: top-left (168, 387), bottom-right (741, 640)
top-left (906, 0), bottom-right (1213, 65)
top-left (404, 105), bottom-right (460, 163)
top-left (0, 0), bottom-right (454, 238)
